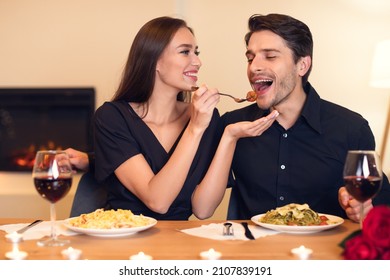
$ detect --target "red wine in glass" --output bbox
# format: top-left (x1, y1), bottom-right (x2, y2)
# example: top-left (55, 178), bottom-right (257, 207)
top-left (344, 175), bottom-right (382, 202)
top-left (34, 177), bottom-right (72, 203)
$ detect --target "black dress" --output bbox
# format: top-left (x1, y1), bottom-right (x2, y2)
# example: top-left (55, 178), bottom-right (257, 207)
top-left (94, 100), bottom-right (222, 220)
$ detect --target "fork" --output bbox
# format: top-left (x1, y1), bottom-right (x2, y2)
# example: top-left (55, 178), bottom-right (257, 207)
top-left (191, 86), bottom-right (248, 103)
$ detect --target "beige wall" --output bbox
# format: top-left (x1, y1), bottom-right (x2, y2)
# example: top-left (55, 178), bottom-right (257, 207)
top-left (0, 0), bottom-right (389, 220)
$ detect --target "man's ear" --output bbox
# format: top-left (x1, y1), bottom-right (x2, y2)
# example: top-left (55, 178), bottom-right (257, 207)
top-left (298, 56), bottom-right (311, 76)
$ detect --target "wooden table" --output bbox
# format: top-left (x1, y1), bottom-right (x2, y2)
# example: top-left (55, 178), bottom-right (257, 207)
top-left (0, 218), bottom-right (358, 260)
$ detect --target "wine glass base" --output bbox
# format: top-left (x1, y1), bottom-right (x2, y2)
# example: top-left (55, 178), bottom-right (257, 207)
top-left (37, 237), bottom-right (70, 247)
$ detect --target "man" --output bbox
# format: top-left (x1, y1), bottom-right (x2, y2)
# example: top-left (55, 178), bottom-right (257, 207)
top-left (223, 13), bottom-right (390, 222)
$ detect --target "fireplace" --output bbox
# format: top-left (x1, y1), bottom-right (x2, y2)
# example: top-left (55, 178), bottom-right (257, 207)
top-left (0, 87), bottom-right (95, 172)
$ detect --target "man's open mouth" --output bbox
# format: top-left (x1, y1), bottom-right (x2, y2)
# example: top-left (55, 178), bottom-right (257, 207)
top-left (253, 79), bottom-right (273, 92)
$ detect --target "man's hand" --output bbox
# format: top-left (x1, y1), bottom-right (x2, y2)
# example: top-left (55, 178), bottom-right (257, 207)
top-left (338, 186), bottom-right (373, 223)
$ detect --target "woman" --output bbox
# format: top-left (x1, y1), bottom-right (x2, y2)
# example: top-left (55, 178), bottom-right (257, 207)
top-left (94, 16), bottom-right (277, 220)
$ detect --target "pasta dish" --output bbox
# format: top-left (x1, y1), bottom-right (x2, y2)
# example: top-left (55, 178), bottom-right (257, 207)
top-left (68, 209), bottom-right (152, 229)
top-left (259, 203), bottom-right (329, 226)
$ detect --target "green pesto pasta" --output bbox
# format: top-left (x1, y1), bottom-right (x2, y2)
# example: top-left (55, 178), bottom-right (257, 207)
top-left (260, 203), bottom-right (323, 226)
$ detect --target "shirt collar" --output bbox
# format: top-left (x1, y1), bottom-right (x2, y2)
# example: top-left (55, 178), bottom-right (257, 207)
top-left (300, 82), bottom-right (322, 134)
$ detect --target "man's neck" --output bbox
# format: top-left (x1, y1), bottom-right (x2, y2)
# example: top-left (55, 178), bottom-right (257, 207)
top-left (273, 87), bottom-right (307, 130)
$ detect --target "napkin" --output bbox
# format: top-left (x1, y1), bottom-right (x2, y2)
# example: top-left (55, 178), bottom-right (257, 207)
top-left (180, 221), bottom-right (278, 240)
top-left (0, 220), bottom-right (79, 240)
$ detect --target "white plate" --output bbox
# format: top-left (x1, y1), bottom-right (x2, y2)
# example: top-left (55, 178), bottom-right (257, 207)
top-left (63, 216), bottom-right (157, 238)
top-left (251, 213), bottom-right (344, 234)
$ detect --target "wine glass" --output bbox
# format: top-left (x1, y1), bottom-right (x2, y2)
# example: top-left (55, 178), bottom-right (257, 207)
top-left (343, 150), bottom-right (383, 227)
top-left (32, 150), bottom-right (73, 246)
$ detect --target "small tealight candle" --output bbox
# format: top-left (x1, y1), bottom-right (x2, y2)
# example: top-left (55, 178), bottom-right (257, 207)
top-left (291, 245), bottom-right (313, 260)
top-left (5, 231), bottom-right (28, 260)
top-left (61, 247), bottom-right (82, 260)
top-left (130, 251), bottom-right (153, 260)
top-left (5, 232), bottom-right (23, 243)
top-left (200, 248), bottom-right (222, 260)
top-left (5, 250), bottom-right (28, 260)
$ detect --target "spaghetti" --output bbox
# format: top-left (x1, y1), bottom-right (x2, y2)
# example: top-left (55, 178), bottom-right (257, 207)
top-left (68, 209), bottom-right (151, 229)
top-left (259, 203), bottom-right (329, 226)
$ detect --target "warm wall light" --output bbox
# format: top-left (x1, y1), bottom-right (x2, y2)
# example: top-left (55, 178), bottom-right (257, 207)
top-left (370, 39), bottom-right (390, 163)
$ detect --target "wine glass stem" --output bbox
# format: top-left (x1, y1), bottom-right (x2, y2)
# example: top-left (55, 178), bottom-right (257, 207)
top-left (50, 203), bottom-right (57, 240)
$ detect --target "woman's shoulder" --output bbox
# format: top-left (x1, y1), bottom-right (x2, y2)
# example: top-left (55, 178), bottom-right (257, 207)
top-left (95, 100), bottom-right (134, 117)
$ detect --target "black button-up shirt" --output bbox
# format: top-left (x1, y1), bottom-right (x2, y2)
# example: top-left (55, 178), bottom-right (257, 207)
top-left (222, 82), bottom-right (390, 219)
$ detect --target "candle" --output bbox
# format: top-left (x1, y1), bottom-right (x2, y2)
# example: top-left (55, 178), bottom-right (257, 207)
top-left (291, 245), bottom-right (313, 260)
top-left (130, 251), bottom-right (153, 260)
top-left (61, 247), bottom-right (82, 260)
top-left (5, 250), bottom-right (28, 260)
top-left (200, 248), bottom-right (222, 260)
top-left (5, 232), bottom-right (23, 243)
top-left (5, 231), bottom-right (28, 260)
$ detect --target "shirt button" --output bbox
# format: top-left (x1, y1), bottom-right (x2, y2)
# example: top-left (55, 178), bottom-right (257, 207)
top-left (283, 133), bottom-right (288, 138)
top-left (279, 196), bottom-right (285, 201)
top-left (280, 165), bottom-right (286, 170)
